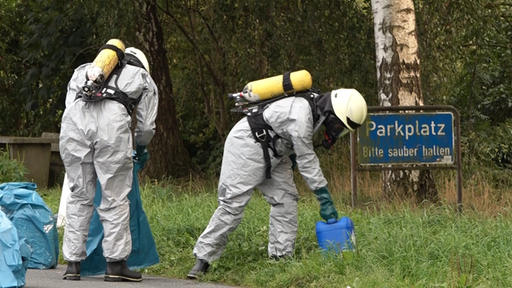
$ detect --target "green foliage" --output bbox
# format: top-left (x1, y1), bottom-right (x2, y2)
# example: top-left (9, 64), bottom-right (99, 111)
top-left (0, 0), bottom-right (139, 137)
top-left (460, 119), bottom-right (512, 189)
top-left (0, 148), bottom-right (27, 183)
top-left (0, 0), bottom-right (27, 137)
top-left (167, 0), bottom-right (376, 172)
top-left (470, 119), bottom-right (512, 169)
top-left (1, 0), bottom-right (511, 177)
top-left (416, 0), bottom-right (512, 175)
top-left (0, 1), bottom-right (93, 136)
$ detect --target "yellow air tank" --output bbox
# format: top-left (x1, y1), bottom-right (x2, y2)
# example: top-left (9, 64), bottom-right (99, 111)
top-left (242, 70), bottom-right (312, 102)
top-left (83, 39), bottom-right (125, 95)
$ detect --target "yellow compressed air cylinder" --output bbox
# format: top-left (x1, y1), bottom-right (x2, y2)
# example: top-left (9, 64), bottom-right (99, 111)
top-left (86, 39), bottom-right (125, 85)
top-left (242, 70), bottom-right (313, 102)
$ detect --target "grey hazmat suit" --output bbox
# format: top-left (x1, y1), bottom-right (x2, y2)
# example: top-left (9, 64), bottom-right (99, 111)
top-left (193, 95), bottom-right (327, 262)
top-left (59, 63), bottom-right (158, 262)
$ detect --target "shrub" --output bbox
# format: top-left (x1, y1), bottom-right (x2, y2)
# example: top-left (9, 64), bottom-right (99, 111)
top-left (0, 148), bottom-right (27, 183)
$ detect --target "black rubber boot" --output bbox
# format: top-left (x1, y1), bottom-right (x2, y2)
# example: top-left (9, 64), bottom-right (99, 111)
top-left (187, 259), bottom-right (210, 279)
top-left (62, 261), bottom-right (81, 280)
top-left (104, 260), bottom-right (142, 282)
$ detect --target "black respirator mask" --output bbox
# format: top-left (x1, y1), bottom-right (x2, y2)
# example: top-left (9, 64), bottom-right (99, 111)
top-left (321, 115), bottom-right (349, 149)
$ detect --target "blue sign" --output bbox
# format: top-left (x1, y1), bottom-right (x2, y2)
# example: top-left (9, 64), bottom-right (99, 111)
top-left (358, 112), bottom-right (454, 165)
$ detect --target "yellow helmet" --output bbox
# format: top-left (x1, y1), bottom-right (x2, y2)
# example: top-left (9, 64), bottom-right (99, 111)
top-left (330, 88), bottom-right (368, 132)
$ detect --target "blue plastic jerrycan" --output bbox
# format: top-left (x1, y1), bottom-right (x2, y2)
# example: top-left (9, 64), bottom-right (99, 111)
top-left (315, 216), bottom-right (356, 253)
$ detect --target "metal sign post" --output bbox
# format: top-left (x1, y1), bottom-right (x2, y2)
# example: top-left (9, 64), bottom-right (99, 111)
top-left (350, 105), bottom-right (462, 213)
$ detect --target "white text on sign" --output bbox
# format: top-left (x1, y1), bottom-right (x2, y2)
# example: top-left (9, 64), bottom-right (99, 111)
top-left (362, 145), bottom-right (451, 158)
top-left (365, 121), bottom-right (446, 140)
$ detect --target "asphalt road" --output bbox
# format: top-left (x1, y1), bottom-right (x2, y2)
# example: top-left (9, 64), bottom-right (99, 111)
top-left (25, 265), bottom-right (240, 288)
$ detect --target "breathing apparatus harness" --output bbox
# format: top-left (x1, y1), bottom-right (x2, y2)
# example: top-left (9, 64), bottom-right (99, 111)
top-left (75, 45), bottom-right (147, 116)
top-left (229, 72), bottom-right (351, 179)
top-left (232, 84), bottom-right (320, 179)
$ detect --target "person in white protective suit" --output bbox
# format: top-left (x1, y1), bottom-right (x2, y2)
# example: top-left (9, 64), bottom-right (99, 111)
top-left (59, 47), bottom-right (158, 282)
top-left (187, 88), bottom-right (368, 279)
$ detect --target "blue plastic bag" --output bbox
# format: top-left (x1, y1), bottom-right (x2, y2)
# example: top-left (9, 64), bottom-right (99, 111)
top-left (80, 162), bottom-right (159, 276)
top-left (0, 182), bottom-right (59, 269)
top-left (0, 209), bottom-right (32, 288)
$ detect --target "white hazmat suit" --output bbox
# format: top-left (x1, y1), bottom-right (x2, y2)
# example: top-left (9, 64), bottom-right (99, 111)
top-left (193, 95), bottom-right (327, 262)
top-left (59, 62), bottom-right (158, 263)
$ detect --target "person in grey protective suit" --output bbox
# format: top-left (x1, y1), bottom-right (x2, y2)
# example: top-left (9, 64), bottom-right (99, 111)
top-left (187, 88), bottom-right (368, 279)
top-left (59, 47), bottom-right (158, 282)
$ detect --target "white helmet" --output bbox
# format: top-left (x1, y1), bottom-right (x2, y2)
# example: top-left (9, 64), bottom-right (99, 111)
top-left (331, 88), bottom-right (368, 132)
top-left (125, 47), bottom-right (150, 73)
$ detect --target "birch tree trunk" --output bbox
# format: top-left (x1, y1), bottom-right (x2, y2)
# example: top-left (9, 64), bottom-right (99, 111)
top-left (371, 0), bottom-right (438, 201)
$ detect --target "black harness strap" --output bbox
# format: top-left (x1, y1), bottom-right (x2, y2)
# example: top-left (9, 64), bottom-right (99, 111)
top-left (75, 89), bottom-right (141, 116)
top-left (282, 71), bottom-right (294, 94)
top-left (247, 113), bottom-right (278, 179)
top-left (124, 53), bottom-right (147, 72)
top-left (246, 90), bottom-right (319, 179)
top-left (75, 60), bottom-right (142, 115)
top-left (100, 89), bottom-right (141, 116)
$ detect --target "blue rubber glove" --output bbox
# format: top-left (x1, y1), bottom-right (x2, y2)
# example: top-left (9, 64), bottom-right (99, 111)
top-left (314, 186), bottom-right (338, 222)
top-left (133, 145), bottom-right (149, 168)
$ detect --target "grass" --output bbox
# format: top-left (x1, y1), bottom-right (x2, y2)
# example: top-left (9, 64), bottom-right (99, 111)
top-left (37, 145), bottom-right (512, 288)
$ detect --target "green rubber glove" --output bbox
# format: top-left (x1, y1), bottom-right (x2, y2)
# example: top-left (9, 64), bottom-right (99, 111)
top-left (314, 186), bottom-right (338, 222)
top-left (289, 153), bottom-right (297, 171)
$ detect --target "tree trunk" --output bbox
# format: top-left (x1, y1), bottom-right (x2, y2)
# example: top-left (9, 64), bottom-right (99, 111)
top-left (157, 2), bottom-right (230, 141)
top-left (371, 0), bottom-right (438, 202)
top-left (133, 0), bottom-right (192, 179)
